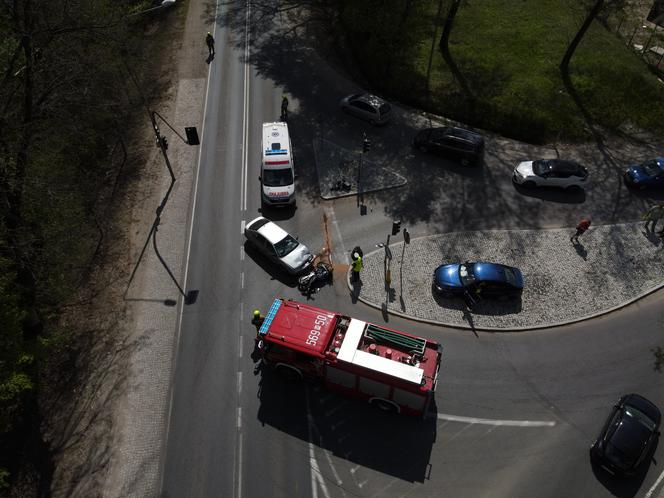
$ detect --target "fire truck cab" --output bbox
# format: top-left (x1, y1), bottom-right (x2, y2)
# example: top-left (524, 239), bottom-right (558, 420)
top-left (256, 299), bottom-right (443, 417)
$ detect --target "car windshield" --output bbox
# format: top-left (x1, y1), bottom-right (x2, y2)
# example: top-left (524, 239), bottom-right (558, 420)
top-left (274, 234), bottom-right (299, 257)
top-left (459, 264), bottom-right (476, 286)
top-left (625, 405), bottom-right (657, 431)
top-left (532, 160), bottom-right (553, 176)
top-left (263, 168), bottom-right (293, 187)
top-left (642, 160), bottom-right (663, 177)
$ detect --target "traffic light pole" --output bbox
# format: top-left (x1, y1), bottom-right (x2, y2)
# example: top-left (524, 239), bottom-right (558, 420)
top-left (122, 57), bottom-right (199, 305)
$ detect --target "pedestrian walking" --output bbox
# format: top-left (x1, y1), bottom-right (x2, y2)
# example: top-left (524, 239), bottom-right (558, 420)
top-left (643, 204), bottom-right (664, 233)
top-left (205, 32), bottom-right (215, 56)
top-left (570, 218), bottom-right (591, 244)
top-left (281, 94), bottom-right (289, 121)
top-left (351, 254), bottom-right (362, 283)
top-left (251, 308), bottom-right (264, 331)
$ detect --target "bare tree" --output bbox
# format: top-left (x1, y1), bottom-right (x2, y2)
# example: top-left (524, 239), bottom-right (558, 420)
top-left (438, 0), bottom-right (473, 100)
top-left (560, 0), bottom-right (605, 75)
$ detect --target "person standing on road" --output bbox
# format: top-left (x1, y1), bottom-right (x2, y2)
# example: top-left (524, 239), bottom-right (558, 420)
top-left (351, 254), bottom-right (362, 283)
top-left (281, 94), bottom-right (289, 121)
top-left (205, 32), bottom-right (215, 56)
top-left (570, 218), bottom-right (591, 244)
top-left (643, 204), bottom-right (664, 233)
top-left (251, 309), bottom-right (264, 331)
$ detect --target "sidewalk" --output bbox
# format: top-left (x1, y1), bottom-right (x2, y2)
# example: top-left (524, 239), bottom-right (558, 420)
top-left (350, 223), bottom-right (664, 331)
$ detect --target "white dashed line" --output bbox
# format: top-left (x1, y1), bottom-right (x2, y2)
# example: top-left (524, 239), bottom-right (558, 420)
top-left (646, 469), bottom-right (664, 498)
top-left (237, 406), bottom-right (242, 429)
top-left (240, 245), bottom-right (244, 261)
top-left (240, 272), bottom-right (244, 289)
top-left (240, 301), bottom-right (244, 320)
top-left (438, 413), bottom-right (556, 427)
top-left (238, 340), bottom-right (243, 359)
top-left (240, 219), bottom-right (245, 234)
top-left (237, 371), bottom-right (242, 397)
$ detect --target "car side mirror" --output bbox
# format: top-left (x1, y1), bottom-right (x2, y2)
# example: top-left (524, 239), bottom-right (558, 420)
top-left (258, 176), bottom-right (262, 181)
top-left (295, 235), bottom-right (299, 240)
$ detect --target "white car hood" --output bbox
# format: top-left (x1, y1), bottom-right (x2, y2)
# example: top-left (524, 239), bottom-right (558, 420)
top-left (263, 184), bottom-right (294, 199)
top-left (282, 244), bottom-right (312, 271)
top-left (515, 161), bottom-right (535, 177)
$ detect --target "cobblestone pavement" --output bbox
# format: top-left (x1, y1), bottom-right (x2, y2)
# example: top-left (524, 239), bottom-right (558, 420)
top-left (351, 223), bottom-right (664, 330)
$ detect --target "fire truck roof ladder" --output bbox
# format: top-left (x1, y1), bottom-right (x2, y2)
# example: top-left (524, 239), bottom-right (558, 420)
top-left (365, 324), bottom-right (426, 357)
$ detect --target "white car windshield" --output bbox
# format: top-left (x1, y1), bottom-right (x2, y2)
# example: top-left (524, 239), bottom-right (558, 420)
top-left (274, 235), bottom-right (299, 257)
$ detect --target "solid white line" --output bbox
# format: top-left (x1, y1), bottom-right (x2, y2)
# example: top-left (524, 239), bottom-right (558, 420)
top-left (240, 219), bottom-right (245, 234)
top-left (645, 468), bottom-right (664, 498)
top-left (438, 413), bottom-right (556, 427)
top-left (240, 4), bottom-right (251, 212)
top-left (158, 0), bottom-right (217, 493)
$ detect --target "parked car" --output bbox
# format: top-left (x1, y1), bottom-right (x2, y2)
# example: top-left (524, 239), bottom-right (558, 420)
top-left (432, 261), bottom-right (524, 299)
top-left (244, 217), bottom-right (314, 274)
top-left (624, 157), bottom-right (664, 189)
top-left (513, 159), bottom-right (588, 190)
top-left (413, 126), bottom-right (485, 166)
top-left (590, 394), bottom-right (661, 476)
top-left (340, 93), bottom-right (391, 125)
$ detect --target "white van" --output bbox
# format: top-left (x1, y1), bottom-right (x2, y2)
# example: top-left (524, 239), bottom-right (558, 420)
top-left (260, 122), bottom-right (295, 207)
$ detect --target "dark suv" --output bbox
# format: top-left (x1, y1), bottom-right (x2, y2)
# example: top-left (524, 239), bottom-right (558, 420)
top-left (413, 127), bottom-right (485, 166)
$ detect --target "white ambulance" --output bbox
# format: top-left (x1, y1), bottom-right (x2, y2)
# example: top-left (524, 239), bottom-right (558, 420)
top-left (260, 122), bottom-right (295, 207)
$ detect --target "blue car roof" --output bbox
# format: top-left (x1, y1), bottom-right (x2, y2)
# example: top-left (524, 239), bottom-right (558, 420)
top-left (473, 262), bottom-right (522, 287)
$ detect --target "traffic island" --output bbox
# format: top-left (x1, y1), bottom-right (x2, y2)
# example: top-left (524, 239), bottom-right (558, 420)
top-left (349, 224), bottom-right (664, 331)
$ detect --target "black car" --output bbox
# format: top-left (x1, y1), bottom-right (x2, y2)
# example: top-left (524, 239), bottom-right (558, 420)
top-left (413, 127), bottom-right (485, 166)
top-left (590, 394), bottom-right (661, 475)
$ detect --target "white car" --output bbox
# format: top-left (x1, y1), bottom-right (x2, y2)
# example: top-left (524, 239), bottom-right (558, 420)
top-left (244, 217), bottom-right (313, 274)
top-left (513, 159), bottom-right (588, 190)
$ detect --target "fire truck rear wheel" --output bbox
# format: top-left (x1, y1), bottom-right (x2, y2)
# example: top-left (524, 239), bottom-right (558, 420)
top-left (372, 399), bottom-right (399, 413)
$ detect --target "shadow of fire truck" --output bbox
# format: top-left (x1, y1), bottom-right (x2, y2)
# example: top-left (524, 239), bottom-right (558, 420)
top-left (256, 367), bottom-right (438, 483)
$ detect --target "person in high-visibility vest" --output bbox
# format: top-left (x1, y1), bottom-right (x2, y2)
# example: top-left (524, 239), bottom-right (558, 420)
top-left (351, 255), bottom-right (362, 283)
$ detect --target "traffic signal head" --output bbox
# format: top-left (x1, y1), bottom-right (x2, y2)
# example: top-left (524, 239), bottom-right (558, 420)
top-left (391, 220), bottom-right (401, 236)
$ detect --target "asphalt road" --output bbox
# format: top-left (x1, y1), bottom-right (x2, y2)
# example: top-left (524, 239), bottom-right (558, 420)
top-left (160, 2), bottom-right (664, 497)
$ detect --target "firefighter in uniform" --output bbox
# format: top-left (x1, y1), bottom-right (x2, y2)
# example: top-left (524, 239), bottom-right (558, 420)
top-left (251, 309), bottom-right (264, 330)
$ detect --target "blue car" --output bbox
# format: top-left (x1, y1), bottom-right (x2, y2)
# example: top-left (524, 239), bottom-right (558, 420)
top-left (432, 261), bottom-right (524, 299)
top-left (624, 157), bottom-right (664, 189)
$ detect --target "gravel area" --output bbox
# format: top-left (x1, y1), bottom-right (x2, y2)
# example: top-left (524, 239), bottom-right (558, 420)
top-left (353, 223), bottom-right (664, 330)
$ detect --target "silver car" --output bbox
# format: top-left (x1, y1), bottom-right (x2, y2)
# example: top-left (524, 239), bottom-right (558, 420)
top-left (340, 93), bottom-right (392, 125)
top-left (244, 216), bottom-right (314, 274)
top-left (513, 159), bottom-right (588, 191)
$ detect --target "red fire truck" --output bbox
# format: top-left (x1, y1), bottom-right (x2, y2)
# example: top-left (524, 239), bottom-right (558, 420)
top-left (256, 298), bottom-right (443, 417)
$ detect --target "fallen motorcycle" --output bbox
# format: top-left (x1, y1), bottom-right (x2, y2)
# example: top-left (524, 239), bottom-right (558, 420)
top-left (298, 262), bottom-right (333, 296)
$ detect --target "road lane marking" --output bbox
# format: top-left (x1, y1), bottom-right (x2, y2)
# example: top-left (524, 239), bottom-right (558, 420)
top-left (323, 206), bottom-right (348, 263)
top-left (240, 272), bottom-right (244, 289)
top-left (306, 388), bottom-right (332, 498)
top-left (240, 245), bottom-right (244, 261)
top-left (237, 406), bottom-right (242, 429)
top-left (240, 219), bottom-right (245, 234)
top-left (238, 340), bottom-right (243, 358)
top-left (237, 371), bottom-right (242, 397)
top-left (240, 2), bottom-right (250, 212)
top-left (237, 432), bottom-right (243, 498)
top-left (646, 469), bottom-right (664, 498)
top-left (240, 301), bottom-right (243, 320)
top-left (438, 413), bottom-right (556, 427)
top-left (159, 0), bottom-right (217, 493)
